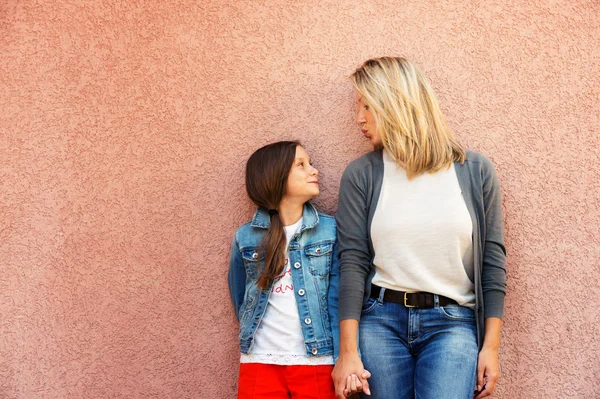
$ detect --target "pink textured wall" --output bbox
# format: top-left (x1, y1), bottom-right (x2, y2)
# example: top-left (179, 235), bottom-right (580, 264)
top-left (1, 1), bottom-right (598, 397)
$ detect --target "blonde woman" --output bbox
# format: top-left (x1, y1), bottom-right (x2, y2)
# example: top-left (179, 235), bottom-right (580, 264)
top-left (332, 57), bottom-right (506, 399)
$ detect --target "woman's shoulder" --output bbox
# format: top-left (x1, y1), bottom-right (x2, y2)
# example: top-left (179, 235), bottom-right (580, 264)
top-left (344, 149), bottom-right (383, 172)
top-left (341, 150), bottom-right (383, 184)
top-left (463, 150), bottom-right (498, 174)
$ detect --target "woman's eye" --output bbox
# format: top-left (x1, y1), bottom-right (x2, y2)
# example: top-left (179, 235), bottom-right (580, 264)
top-left (364, 105), bottom-right (370, 110)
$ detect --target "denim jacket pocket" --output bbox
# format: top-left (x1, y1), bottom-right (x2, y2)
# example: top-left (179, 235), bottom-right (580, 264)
top-left (241, 247), bottom-right (264, 279)
top-left (304, 241), bottom-right (334, 276)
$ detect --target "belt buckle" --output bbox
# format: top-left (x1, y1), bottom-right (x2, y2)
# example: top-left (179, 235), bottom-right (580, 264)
top-left (404, 292), bottom-right (416, 308)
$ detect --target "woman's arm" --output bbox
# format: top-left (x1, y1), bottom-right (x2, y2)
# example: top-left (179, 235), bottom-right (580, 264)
top-left (476, 156), bottom-right (507, 398)
top-left (480, 155), bottom-right (507, 320)
top-left (333, 320), bottom-right (371, 398)
top-left (333, 165), bottom-right (373, 398)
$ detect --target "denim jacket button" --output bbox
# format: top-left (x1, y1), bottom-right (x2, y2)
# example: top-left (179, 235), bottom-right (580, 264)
top-left (311, 348), bottom-right (318, 355)
top-left (315, 247), bottom-right (321, 254)
top-left (298, 289), bottom-right (305, 296)
top-left (294, 262), bottom-right (301, 269)
top-left (252, 252), bottom-right (258, 260)
top-left (304, 317), bottom-right (312, 325)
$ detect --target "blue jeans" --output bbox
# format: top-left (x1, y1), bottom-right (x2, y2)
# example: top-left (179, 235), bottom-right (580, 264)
top-left (359, 290), bottom-right (478, 399)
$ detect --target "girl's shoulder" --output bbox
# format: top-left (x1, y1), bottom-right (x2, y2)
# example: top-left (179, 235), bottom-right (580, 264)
top-left (232, 219), bottom-right (264, 248)
top-left (316, 211), bottom-right (336, 230)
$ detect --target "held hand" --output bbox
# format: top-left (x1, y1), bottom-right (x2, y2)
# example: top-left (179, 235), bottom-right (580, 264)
top-left (343, 370), bottom-right (372, 398)
top-left (474, 347), bottom-right (499, 399)
top-left (332, 353), bottom-right (371, 398)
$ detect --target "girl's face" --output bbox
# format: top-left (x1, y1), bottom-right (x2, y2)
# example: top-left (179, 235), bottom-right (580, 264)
top-left (355, 92), bottom-right (382, 148)
top-left (283, 146), bottom-right (319, 203)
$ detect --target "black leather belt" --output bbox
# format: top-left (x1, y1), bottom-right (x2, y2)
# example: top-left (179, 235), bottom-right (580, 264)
top-left (370, 285), bottom-right (457, 308)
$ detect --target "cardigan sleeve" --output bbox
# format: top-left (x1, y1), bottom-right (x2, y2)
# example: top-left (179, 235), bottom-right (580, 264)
top-left (336, 164), bottom-right (372, 321)
top-left (480, 156), bottom-right (507, 319)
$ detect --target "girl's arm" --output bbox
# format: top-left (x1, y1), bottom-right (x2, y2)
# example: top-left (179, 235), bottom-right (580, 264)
top-left (227, 235), bottom-right (246, 320)
top-left (327, 240), bottom-right (340, 361)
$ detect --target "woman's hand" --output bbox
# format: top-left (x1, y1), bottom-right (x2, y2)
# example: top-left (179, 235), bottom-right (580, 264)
top-left (332, 352), bottom-right (371, 398)
top-left (474, 346), bottom-right (499, 398)
top-left (474, 317), bottom-right (502, 398)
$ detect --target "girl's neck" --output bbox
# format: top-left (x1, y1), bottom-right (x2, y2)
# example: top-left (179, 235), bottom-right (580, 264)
top-left (277, 199), bottom-right (305, 226)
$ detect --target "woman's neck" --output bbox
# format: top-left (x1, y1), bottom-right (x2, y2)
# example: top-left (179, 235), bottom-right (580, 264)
top-left (277, 199), bottom-right (304, 226)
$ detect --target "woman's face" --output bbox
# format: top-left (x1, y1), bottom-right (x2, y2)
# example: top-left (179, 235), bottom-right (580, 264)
top-left (355, 92), bottom-right (382, 147)
top-left (283, 145), bottom-right (319, 202)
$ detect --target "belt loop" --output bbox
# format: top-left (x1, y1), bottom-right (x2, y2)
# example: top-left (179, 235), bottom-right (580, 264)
top-left (433, 294), bottom-right (440, 308)
top-left (377, 287), bottom-right (386, 304)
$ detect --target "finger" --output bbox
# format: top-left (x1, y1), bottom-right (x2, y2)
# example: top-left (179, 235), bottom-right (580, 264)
top-left (345, 376), bottom-right (355, 394)
top-left (362, 378), bottom-right (371, 396)
top-left (343, 388), bottom-right (350, 398)
top-left (351, 374), bottom-right (360, 393)
top-left (474, 374), bottom-right (499, 399)
top-left (474, 386), bottom-right (491, 399)
top-left (476, 364), bottom-right (485, 392)
top-left (361, 369), bottom-right (372, 379)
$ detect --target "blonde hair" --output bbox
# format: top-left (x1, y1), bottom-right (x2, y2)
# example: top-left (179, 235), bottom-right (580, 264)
top-left (350, 57), bottom-right (465, 178)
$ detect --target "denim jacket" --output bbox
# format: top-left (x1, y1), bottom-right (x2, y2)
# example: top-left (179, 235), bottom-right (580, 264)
top-left (228, 203), bottom-right (339, 360)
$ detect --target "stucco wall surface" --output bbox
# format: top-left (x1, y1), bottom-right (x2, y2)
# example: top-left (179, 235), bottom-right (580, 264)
top-left (1, 0), bottom-right (598, 398)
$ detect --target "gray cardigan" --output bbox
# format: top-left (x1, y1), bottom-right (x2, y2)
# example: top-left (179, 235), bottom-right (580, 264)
top-left (336, 149), bottom-right (506, 349)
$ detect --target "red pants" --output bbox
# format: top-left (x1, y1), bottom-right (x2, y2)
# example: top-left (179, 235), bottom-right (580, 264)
top-left (238, 363), bottom-right (336, 399)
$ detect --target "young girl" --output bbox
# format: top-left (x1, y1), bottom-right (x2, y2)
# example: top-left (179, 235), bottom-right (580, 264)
top-left (228, 141), bottom-right (339, 399)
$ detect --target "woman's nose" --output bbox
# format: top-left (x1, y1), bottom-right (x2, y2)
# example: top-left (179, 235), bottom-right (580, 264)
top-left (356, 112), bottom-right (365, 124)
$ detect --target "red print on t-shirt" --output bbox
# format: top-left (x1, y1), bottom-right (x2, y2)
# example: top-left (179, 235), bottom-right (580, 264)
top-left (271, 259), bottom-right (294, 294)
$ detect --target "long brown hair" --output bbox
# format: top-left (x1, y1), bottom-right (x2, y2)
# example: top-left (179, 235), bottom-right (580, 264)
top-left (245, 141), bottom-right (299, 289)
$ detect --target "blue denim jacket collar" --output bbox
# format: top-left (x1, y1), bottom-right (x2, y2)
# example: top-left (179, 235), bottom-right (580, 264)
top-left (251, 202), bottom-right (320, 232)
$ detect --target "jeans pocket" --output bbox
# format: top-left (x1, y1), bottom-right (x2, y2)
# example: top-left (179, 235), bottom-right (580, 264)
top-left (361, 297), bottom-right (379, 315)
top-left (440, 305), bottom-right (475, 321)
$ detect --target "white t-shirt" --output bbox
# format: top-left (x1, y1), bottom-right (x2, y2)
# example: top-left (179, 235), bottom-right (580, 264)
top-left (240, 217), bottom-right (333, 365)
top-left (370, 149), bottom-right (475, 308)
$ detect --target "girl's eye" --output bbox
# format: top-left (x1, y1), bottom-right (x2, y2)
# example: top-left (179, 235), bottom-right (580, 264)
top-left (298, 162), bottom-right (304, 167)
